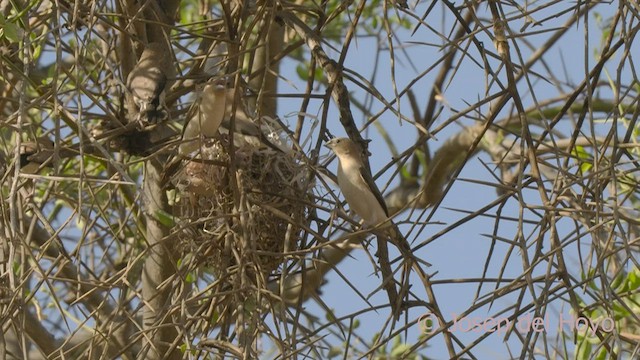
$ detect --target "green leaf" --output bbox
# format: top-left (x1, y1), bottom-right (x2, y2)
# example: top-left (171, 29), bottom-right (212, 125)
top-left (399, 164), bottom-right (412, 180)
top-left (612, 301), bottom-right (630, 319)
top-left (185, 272), bottom-right (196, 283)
top-left (29, 33), bottom-right (40, 57)
top-left (390, 343), bottom-right (412, 358)
top-left (414, 148), bottom-right (428, 174)
top-left (595, 347), bottom-right (608, 360)
top-left (399, 16), bottom-right (412, 29)
top-left (154, 209), bottom-right (175, 227)
top-left (583, 268), bottom-right (598, 290)
top-left (572, 145), bottom-right (588, 160)
top-left (0, 13), bottom-right (21, 43)
top-left (372, 332), bottom-right (381, 344)
top-left (325, 308), bottom-right (337, 322)
top-left (575, 337), bottom-right (591, 360)
top-left (627, 295), bottom-right (640, 315)
top-left (571, 145), bottom-right (593, 173)
top-left (76, 216), bottom-right (85, 229)
top-left (610, 273), bottom-right (624, 291)
top-left (327, 346), bottom-right (342, 358)
top-left (296, 64), bottom-right (308, 81)
top-left (627, 268), bottom-right (640, 291)
top-left (593, 12), bottom-right (602, 25)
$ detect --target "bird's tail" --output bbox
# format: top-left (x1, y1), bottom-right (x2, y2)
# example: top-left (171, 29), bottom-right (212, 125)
top-left (375, 223), bottom-right (431, 319)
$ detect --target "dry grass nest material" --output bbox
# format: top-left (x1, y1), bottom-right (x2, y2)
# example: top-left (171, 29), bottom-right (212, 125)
top-left (174, 137), bottom-right (309, 278)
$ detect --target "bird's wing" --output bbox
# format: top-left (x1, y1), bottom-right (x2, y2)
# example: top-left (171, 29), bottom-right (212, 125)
top-left (198, 87), bottom-right (227, 137)
top-left (357, 165), bottom-right (389, 217)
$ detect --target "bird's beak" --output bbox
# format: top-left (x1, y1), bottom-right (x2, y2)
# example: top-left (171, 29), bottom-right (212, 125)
top-left (324, 138), bottom-right (338, 149)
top-left (214, 76), bottom-right (230, 89)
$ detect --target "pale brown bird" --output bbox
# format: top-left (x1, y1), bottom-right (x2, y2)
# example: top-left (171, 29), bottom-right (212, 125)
top-left (126, 42), bottom-right (172, 124)
top-left (324, 137), bottom-right (388, 227)
top-left (325, 137), bottom-right (431, 318)
top-left (324, 138), bottom-right (429, 255)
top-left (325, 137), bottom-right (401, 313)
top-left (179, 79), bottom-right (285, 154)
top-left (179, 79), bottom-right (227, 155)
top-left (219, 85), bottom-right (286, 153)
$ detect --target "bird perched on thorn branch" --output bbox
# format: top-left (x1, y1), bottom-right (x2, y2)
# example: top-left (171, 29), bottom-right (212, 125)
top-left (179, 78), bottom-right (227, 155)
top-left (219, 84), bottom-right (286, 153)
top-left (179, 77), bottom-right (286, 155)
top-left (325, 137), bottom-right (388, 228)
top-left (127, 42), bottom-right (172, 125)
top-left (325, 137), bottom-right (430, 318)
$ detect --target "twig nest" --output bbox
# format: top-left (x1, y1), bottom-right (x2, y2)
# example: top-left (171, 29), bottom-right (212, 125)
top-left (174, 136), bottom-right (308, 278)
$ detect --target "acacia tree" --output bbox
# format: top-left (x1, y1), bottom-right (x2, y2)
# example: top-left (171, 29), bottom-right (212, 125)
top-left (1, 0), bottom-right (639, 359)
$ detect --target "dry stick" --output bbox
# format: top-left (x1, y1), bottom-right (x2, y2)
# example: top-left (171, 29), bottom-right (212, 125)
top-left (533, 11), bottom-right (628, 358)
top-left (385, 2), bottom-right (604, 358)
top-left (379, 8), bottom-right (609, 317)
top-left (278, 10), bottom-right (458, 357)
top-left (386, 0), bottom-right (600, 213)
top-left (413, 8), bottom-right (477, 173)
top-left (134, 3), bottom-right (182, 359)
top-left (4, 19), bottom-right (31, 360)
top-left (373, 233), bottom-right (399, 317)
top-left (220, 3), bottom-right (262, 357)
top-left (487, 2), bottom-right (549, 350)
top-left (141, 154), bottom-right (180, 360)
top-left (491, 5), bottom-right (588, 357)
top-left (249, 10), bottom-right (283, 119)
top-left (488, 2), bottom-right (620, 358)
top-left (276, 8), bottom-right (408, 307)
top-left (21, 215), bottom-right (132, 358)
top-left (1, 42), bottom-right (139, 360)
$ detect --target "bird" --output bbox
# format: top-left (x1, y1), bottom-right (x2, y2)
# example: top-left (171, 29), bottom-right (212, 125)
top-left (19, 138), bottom-right (55, 174)
top-left (325, 137), bottom-right (431, 318)
top-left (179, 78), bottom-right (285, 155)
top-left (218, 84), bottom-right (286, 153)
top-left (126, 42), bottom-right (172, 124)
top-left (324, 137), bottom-right (430, 254)
top-left (179, 79), bottom-right (227, 155)
top-left (324, 137), bottom-right (389, 228)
